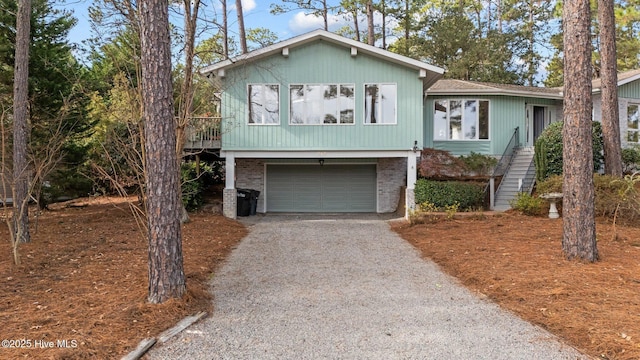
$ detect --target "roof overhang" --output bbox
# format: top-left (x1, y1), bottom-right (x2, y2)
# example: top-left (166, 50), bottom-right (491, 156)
top-left (199, 30), bottom-right (445, 89)
top-left (426, 88), bottom-right (564, 100)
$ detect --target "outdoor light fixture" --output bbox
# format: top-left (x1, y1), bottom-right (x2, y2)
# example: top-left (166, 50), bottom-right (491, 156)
top-left (319, 158), bottom-right (325, 166)
top-left (412, 140), bottom-right (419, 152)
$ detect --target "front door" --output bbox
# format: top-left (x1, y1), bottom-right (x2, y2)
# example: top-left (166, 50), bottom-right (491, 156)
top-left (526, 105), bottom-right (554, 147)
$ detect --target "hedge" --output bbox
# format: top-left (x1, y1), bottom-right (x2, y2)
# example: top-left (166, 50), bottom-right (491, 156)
top-left (414, 179), bottom-right (485, 210)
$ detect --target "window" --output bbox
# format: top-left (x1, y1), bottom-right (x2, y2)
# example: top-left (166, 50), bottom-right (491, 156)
top-left (248, 84), bottom-right (279, 124)
top-left (628, 104), bottom-right (639, 143)
top-left (289, 84), bottom-right (355, 125)
top-left (364, 84), bottom-right (397, 124)
top-left (434, 99), bottom-right (489, 140)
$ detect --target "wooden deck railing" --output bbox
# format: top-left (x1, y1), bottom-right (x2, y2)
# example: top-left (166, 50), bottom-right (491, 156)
top-left (184, 116), bottom-right (222, 149)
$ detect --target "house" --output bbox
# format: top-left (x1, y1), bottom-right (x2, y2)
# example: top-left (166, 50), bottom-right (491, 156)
top-left (199, 30), bottom-right (444, 218)
top-left (424, 69), bottom-right (640, 209)
top-left (198, 29), bottom-right (640, 217)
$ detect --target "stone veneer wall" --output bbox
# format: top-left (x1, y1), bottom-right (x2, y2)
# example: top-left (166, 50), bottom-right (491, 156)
top-left (223, 188), bottom-right (237, 219)
top-left (235, 159), bottom-right (266, 212)
top-left (377, 157), bottom-right (407, 213)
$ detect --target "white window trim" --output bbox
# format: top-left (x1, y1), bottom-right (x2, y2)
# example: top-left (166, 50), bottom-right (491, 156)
top-left (627, 102), bottom-right (640, 144)
top-left (363, 83), bottom-right (398, 125)
top-left (288, 83), bottom-right (356, 126)
top-left (433, 99), bottom-right (491, 141)
top-left (247, 83), bottom-right (280, 126)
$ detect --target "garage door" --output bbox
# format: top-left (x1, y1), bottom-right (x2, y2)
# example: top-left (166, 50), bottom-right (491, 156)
top-left (266, 164), bottom-right (376, 212)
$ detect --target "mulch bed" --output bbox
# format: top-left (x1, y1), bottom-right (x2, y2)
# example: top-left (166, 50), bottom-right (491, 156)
top-left (0, 197), bottom-right (247, 359)
top-left (392, 212), bottom-right (640, 360)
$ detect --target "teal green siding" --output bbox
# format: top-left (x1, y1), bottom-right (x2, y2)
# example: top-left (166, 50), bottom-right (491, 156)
top-left (424, 95), bottom-right (560, 155)
top-left (221, 41), bottom-right (424, 151)
top-left (619, 79), bottom-right (640, 99)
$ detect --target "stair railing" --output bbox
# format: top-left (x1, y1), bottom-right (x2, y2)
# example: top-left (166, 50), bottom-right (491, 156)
top-left (487, 127), bottom-right (520, 210)
top-left (519, 157), bottom-right (536, 194)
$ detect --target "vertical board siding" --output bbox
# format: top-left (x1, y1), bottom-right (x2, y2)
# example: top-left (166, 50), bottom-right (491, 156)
top-left (424, 95), bottom-right (561, 155)
top-left (619, 80), bottom-right (640, 99)
top-left (221, 41), bottom-right (424, 151)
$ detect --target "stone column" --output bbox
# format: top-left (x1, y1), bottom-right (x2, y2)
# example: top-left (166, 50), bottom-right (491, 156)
top-left (406, 151), bottom-right (418, 218)
top-left (223, 152), bottom-right (236, 219)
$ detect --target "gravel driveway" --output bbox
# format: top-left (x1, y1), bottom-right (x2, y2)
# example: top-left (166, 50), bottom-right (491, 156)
top-left (147, 215), bottom-right (588, 360)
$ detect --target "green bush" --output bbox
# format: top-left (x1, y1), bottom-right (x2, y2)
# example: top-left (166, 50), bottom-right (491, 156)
top-left (510, 193), bottom-right (547, 216)
top-left (459, 152), bottom-right (498, 176)
top-left (180, 162), bottom-right (218, 211)
top-left (622, 145), bottom-right (640, 174)
top-left (534, 121), bottom-right (604, 181)
top-left (414, 179), bottom-right (485, 210)
top-left (536, 175), bottom-right (563, 195)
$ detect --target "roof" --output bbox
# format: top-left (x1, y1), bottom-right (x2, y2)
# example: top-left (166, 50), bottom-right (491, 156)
top-left (426, 79), bottom-right (564, 99)
top-left (591, 68), bottom-right (640, 93)
top-left (199, 30), bottom-right (445, 89)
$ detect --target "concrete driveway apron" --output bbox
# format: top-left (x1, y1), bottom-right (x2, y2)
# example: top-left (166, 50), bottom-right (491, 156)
top-left (147, 215), bottom-right (587, 360)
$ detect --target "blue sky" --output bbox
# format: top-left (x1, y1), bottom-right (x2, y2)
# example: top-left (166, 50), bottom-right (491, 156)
top-left (60, 0), bottom-right (351, 48)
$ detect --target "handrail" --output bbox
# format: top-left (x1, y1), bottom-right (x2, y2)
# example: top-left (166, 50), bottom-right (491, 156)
top-left (492, 127), bottom-right (520, 178)
top-left (485, 127), bottom-right (520, 209)
top-left (519, 157), bottom-right (536, 194)
top-left (184, 116), bottom-right (222, 147)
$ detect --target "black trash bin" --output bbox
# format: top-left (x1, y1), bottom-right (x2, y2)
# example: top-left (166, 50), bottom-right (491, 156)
top-left (249, 190), bottom-right (260, 215)
top-left (236, 189), bottom-right (251, 217)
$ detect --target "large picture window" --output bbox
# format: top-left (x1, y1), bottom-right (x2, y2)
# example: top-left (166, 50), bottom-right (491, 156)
top-left (434, 99), bottom-right (489, 140)
top-left (248, 84), bottom-right (280, 125)
top-left (364, 84), bottom-right (397, 124)
top-left (628, 104), bottom-right (639, 143)
top-left (289, 84), bottom-right (355, 125)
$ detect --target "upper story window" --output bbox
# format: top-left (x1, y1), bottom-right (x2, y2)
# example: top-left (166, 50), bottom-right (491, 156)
top-left (628, 104), bottom-right (639, 143)
top-left (248, 84), bottom-right (280, 125)
top-left (434, 99), bottom-right (489, 140)
top-left (289, 84), bottom-right (355, 125)
top-left (364, 84), bottom-right (397, 124)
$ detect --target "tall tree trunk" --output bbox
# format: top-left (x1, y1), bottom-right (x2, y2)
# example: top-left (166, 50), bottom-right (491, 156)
top-left (236, 0), bottom-right (247, 54)
top-left (380, 0), bottom-right (386, 49)
top-left (139, 0), bottom-right (186, 303)
top-left (176, 0), bottom-right (202, 224)
top-left (222, 0), bottom-right (229, 58)
top-left (598, 0), bottom-right (623, 176)
top-left (12, 0), bottom-right (31, 244)
top-left (352, 7), bottom-right (360, 42)
top-left (322, 0), bottom-right (329, 31)
top-left (562, 0), bottom-right (598, 262)
top-left (367, 0), bottom-right (374, 45)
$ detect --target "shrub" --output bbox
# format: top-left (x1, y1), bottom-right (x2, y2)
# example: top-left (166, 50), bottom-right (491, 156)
top-left (180, 161), bottom-right (218, 211)
top-left (418, 148), bottom-right (467, 179)
top-left (536, 175), bottom-right (563, 195)
top-left (534, 121), bottom-right (604, 180)
top-left (622, 145), bottom-right (640, 174)
top-left (510, 193), bottom-right (547, 216)
top-left (414, 179), bottom-right (485, 210)
top-left (459, 152), bottom-right (498, 176)
top-left (535, 174), bottom-right (640, 224)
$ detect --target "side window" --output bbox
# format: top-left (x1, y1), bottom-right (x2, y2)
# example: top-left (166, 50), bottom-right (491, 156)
top-left (364, 84), bottom-right (397, 124)
top-left (628, 104), bottom-right (639, 143)
top-left (248, 84), bottom-right (279, 125)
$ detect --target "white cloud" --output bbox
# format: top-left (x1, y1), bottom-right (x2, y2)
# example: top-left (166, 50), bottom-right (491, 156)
top-left (241, 0), bottom-right (256, 12)
top-left (288, 11), bottom-right (347, 34)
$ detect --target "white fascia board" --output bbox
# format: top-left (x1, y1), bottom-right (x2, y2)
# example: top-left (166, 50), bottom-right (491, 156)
top-left (199, 30), bottom-right (444, 77)
top-left (221, 150), bottom-right (418, 158)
